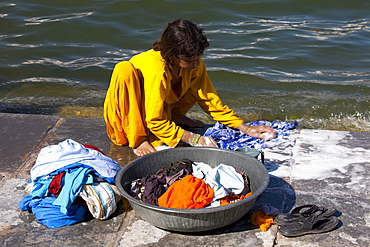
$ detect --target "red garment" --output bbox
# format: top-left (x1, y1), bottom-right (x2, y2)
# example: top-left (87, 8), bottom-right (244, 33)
top-left (158, 175), bottom-right (214, 209)
top-left (48, 171), bottom-right (66, 197)
top-left (82, 144), bottom-right (105, 155)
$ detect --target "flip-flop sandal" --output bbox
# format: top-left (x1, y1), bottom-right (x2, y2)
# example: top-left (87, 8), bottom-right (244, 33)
top-left (275, 204), bottom-right (337, 225)
top-left (278, 215), bottom-right (339, 237)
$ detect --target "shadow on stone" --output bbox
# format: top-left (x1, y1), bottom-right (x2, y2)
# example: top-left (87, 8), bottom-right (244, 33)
top-left (161, 174), bottom-right (296, 236)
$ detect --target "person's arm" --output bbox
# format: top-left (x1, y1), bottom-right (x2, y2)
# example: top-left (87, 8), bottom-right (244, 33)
top-left (181, 130), bottom-right (218, 147)
top-left (143, 74), bottom-right (185, 147)
top-left (190, 60), bottom-right (244, 128)
top-left (191, 60), bottom-right (275, 140)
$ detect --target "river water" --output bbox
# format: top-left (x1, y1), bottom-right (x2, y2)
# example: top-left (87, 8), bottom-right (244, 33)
top-left (1, 0), bottom-right (369, 131)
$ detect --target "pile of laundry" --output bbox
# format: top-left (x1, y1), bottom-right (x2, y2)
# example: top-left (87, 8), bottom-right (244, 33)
top-left (204, 120), bottom-right (298, 150)
top-left (129, 159), bottom-right (252, 209)
top-left (19, 139), bottom-right (122, 229)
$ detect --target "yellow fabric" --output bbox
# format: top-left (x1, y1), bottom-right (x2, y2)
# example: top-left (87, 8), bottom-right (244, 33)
top-left (250, 210), bottom-right (275, 232)
top-left (104, 61), bottom-right (148, 147)
top-left (104, 49), bottom-right (244, 148)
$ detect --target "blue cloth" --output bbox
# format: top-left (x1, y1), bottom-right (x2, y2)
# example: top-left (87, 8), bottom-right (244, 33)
top-left (20, 166), bottom-right (95, 228)
top-left (20, 140), bottom-right (122, 229)
top-left (53, 167), bottom-right (94, 214)
top-left (20, 196), bottom-right (87, 229)
top-left (30, 176), bottom-right (53, 200)
top-left (204, 121), bottom-right (298, 150)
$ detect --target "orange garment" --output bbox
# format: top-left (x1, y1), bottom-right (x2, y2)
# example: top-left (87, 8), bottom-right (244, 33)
top-left (158, 175), bottom-right (214, 209)
top-left (219, 192), bottom-right (253, 206)
top-left (104, 49), bottom-right (244, 148)
top-left (250, 209), bottom-right (275, 232)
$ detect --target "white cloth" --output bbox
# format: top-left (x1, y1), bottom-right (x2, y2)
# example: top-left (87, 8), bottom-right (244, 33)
top-left (31, 139), bottom-right (120, 182)
top-left (192, 162), bottom-right (245, 202)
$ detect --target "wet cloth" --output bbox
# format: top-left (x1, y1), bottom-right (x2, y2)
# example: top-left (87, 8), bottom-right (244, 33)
top-left (159, 158), bottom-right (194, 185)
top-left (130, 160), bottom-right (250, 208)
top-left (158, 175), bottom-right (214, 209)
top-left (192, 162), bottom-right (246, 206)
top-left (204, 121), bottom-right (298, 150)
top-left (31, 139), bottom-right (120, 183)
top-left (161, 159), bottom-right (193, 176)
top-left (140, 172), bottom-right (168, 206)
top-left (129, 159), bottom-right (194, 205)
top-left (129, 168), bottom-right (192, 205)
top-left (220, 192), bottom-right (253, 206)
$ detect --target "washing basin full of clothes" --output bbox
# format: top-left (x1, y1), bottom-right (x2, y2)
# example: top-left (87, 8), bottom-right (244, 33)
top-left (116, 147), bottom-right (269, 232)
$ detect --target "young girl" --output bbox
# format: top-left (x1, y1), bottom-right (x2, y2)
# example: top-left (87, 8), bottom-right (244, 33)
top-left (104, 19), bottom-right (275, 156)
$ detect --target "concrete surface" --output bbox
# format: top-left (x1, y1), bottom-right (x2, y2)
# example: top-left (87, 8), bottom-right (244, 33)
top-left (0, 112), bottom-right (369, 247)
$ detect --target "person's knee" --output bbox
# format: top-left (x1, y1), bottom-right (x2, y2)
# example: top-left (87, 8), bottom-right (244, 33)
top-left (115, 61), bottom-right (135, 72)
top-left (114, 61), bottom-right (142, 83)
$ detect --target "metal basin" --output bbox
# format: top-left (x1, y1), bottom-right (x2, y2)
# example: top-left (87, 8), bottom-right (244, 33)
top-left (116, 147), bottom-right (269, 232)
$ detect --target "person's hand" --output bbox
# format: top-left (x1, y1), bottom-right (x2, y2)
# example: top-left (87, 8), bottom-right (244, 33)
top-left (196, 136), bottom-right (218, 147)
top-left (239, 123), bottom-right (275, 141)
top-left (181, 130), bottom-right (218, 147)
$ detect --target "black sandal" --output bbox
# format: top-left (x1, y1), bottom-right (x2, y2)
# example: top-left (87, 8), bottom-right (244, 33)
top-left (278, 215), bottom-right (339, 237)
top-left (275, 204), bottom-right (337, 225)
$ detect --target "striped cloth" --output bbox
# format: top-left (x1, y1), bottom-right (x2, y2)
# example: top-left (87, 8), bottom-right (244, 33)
top-left (79, 182), bottom-right (121, 220)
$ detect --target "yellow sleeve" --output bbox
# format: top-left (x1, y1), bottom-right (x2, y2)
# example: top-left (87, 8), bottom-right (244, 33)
top-left (130, 51), bottom-right (185, 147)
top-left (190, 59), bottom-right (244, 128)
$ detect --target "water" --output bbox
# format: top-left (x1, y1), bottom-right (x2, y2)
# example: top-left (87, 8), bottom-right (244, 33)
top-left (1, 0), bottom-right (369, 131)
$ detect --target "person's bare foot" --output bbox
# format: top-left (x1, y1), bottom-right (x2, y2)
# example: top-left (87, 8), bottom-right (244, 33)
top-left (172, 113), bottom-right (205, 128)
top-left (133, 141), bottom-right (156, 156)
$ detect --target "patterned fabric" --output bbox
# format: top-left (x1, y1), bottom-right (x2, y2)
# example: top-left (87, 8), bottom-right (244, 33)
top-left (79, 182), bottom-right (121, 220)
top-left (204, 121), bottom-right (298, 150)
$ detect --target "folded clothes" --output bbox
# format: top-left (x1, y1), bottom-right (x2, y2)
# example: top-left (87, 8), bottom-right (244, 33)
top-left (204, 121), bottom-right (298, 150)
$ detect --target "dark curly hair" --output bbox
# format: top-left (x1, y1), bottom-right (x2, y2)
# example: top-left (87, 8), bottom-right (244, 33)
top-left (152, 19), bottom-right (209, 64)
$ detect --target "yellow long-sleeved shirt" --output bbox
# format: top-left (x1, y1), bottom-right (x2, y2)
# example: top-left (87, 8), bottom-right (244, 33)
top-left (104, 49), bottom-right (243, 148)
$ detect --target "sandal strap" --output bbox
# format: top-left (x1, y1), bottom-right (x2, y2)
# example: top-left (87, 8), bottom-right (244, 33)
top-left (291, 204), bottom-right (318, 216)
top-left (300, 214), bottom-right (319, 231)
